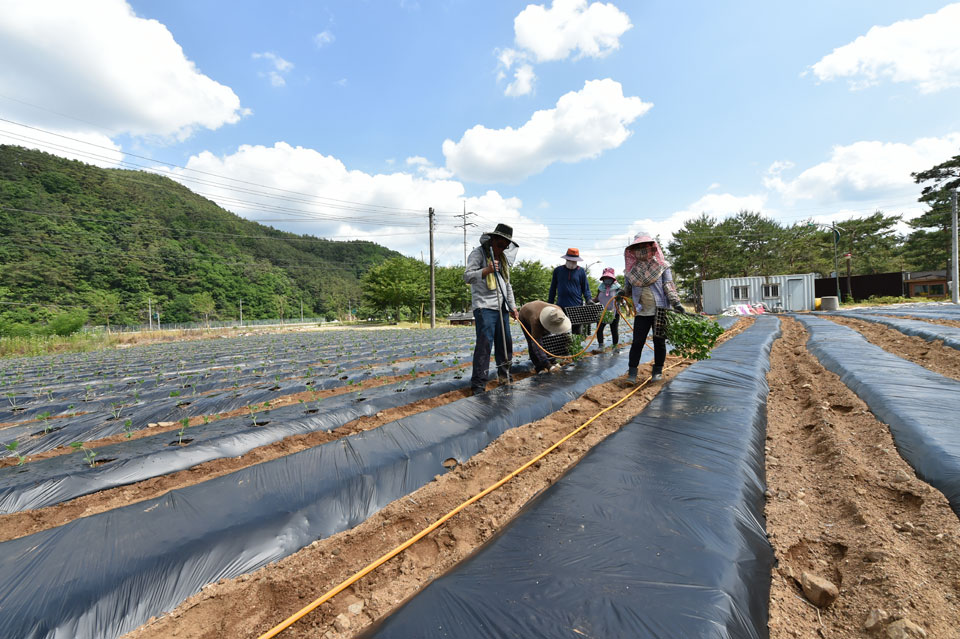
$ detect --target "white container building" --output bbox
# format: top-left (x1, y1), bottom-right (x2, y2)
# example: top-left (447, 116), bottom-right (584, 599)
top-left (701, 273), bottom-right (817, 314)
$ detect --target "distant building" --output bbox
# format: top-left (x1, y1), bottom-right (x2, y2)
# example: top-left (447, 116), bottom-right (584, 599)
top-left (904, 270), bottom-right (952, 297)
top-left (701, 274), bottom-right (816, 315)
top-left (813, 270), bottom-right (953, 301)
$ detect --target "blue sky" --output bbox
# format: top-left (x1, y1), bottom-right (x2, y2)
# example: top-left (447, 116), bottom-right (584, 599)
top-left (2, 0), bottom-right (959, 275)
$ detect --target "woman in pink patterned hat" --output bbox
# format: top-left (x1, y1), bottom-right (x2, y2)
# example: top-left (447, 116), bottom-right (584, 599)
top-left (592, 267), bottom-right (621, 351)
top-left (622, 232), bottom-right (686, 382)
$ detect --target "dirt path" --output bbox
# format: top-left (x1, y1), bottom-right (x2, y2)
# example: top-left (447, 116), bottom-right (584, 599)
top-left (765, 316), bottom-right (960, 638)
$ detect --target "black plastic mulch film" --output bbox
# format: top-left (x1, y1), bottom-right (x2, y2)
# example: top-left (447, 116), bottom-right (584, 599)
top-left (0, 346), bottom-right (647, 639)
top-left (0, 362), bottom-right (530, 514)
top-left (795, 314), bottom-right (960, 517)
top-left (829, 310), bottom-right (960, 351)
top-left (366, 316), bottom-right (779, 639)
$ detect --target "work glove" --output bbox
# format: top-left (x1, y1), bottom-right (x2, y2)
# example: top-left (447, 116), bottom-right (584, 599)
top-left (672, 303), bottom-right (687, 315)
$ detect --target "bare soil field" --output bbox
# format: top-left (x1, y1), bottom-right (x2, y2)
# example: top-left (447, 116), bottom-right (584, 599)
top-left (3, 313), bottom-right (959, 639)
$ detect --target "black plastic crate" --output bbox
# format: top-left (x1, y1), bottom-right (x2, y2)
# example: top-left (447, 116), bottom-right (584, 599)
top-left (563, 302), bottom-right (604, 325)
top-left (540, 332), bottom-right (572, 356)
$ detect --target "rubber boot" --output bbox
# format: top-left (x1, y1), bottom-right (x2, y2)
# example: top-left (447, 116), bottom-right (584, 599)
top-left (651, 365), bottom-right (663, 382)
top-left (626, 367), bottom-right (638, 384)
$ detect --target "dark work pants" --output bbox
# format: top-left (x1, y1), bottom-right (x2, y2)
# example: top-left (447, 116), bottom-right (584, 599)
top-left (521, 321), bottom-right (553, 372)
top-left (597, 314), bottom-right (620, 346)
top-left (628, 313), bottom-right (665, 371)
top-left (472, 308), bottom-right (513, 391)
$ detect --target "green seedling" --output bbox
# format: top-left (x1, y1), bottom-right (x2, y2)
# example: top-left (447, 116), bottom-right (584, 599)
top-left (71, 441), bottom-right (97, 468)
top-left (37, 411), bottom-right (52, 433)
top-left (664, 312), bottom-right (724, 361)
top-left (5, 392), bottom-right (18, 408)
top-left (201, 415), bottom-right (209, 425)
top-left (248, 404), bottom-right (259, 425)
top-left (5, 441), bottom-right (25, 466)
top-left (123, 418), bottom-right (134, 438)
top-left (169, 390), bottom-right (180, 398)
top-left (177, 417), bottom-right (189, 444)
top-left (110, 402), bottom-right (123, 420)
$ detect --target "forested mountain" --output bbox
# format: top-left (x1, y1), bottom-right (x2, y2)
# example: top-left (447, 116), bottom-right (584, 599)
top-left (0, 145), bottom-right (401, 330)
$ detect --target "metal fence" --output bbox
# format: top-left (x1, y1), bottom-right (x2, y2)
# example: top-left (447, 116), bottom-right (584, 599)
top-left (82, 317), bottom-right (331, 334)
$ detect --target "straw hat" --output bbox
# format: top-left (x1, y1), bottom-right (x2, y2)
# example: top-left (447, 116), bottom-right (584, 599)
top-left (540, 306), bottom-right (572, 334)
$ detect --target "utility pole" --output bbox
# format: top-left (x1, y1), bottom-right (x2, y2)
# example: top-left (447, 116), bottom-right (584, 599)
top-left (300, 299), bottom-right (303, 323)
top-left (239, 298), bottom-right (243, 328)
top-left (148, 298), bottom-right (152, 331)
top-left (952, 190), bottom-right (958, 304)
top-left (458, 202), bottom-right (476, 266)
top-left (429, 207), bottom-right (436, 328)
top-left (832, 224), bottom-right (841, 302)
top-left (845, 253), bottom-right (852, 301)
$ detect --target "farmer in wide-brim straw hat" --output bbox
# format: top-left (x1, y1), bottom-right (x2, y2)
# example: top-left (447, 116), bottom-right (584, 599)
top-left (592, 266), bottom-right (622, 351)
top-left (548, 247), bottom-right (592, 336)
top-left (463, 223), bottom-right (520, 395)
top-left (517, 300), bottom-right (571, 373)
top-left (622, 232), bottom-right (687, 383)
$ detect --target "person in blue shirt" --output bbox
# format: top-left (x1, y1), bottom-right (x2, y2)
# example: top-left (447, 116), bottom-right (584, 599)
top-left (548, 248), bottom-right (592, 335)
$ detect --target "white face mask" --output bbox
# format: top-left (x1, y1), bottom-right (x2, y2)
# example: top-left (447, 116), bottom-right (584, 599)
top-left (565, 260), bottom-right (578, 270)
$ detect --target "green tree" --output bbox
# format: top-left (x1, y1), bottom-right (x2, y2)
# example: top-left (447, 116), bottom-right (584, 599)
top-left (85, 290), bottom-right (120, 329)
top-left (361, 256), bottom-right (428, 321)
top-left (908, 154), bottom-right (960, 272)
top-left (666, 214), bottom-right (737, 309)
top-left (834, 212), bottom-right (903, 275)
top-left (511, 260), bottom-right (553, 305)
top-left (191, 291), bottom-right (216, 326)
top-left (435, 265), bottom-right (471, 314)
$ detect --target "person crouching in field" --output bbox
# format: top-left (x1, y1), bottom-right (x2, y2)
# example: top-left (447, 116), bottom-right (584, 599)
top-left (463, 223), bottom-right (520, 395)
top-left (518, 301), bottom-right (571, 373)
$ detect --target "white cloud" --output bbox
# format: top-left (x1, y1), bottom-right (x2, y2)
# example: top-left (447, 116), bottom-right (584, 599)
top-left (252, 52), bottom-right (293, 87)
top-left (505, 64), bottom-right (536, 97)
top-left (583, 192), bottom-right (768, 266)
top-left (0, 124), bottom-right (124, 168)
top-left (514, 0), bottom-right (632, 62)
top-left (810, 4), bottom-right (960, 93)
top-left (314, 30), bottom-right (335, 48)
top-left (406, 155), bottom-right (454, 180)
top-left (0, 0), bottom-right (245, 140)
top-left (496, 1), bottom-right (631, 96)
top-left (764, 133), bottom-right (960, 202)
top-left (168, 142), bottom-right (550, 264)
top-left (444, 79), bottom-right (651, 183)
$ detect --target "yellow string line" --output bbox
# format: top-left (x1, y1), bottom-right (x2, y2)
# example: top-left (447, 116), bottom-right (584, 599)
top-left (257, 359), bottom-right (686, 639)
